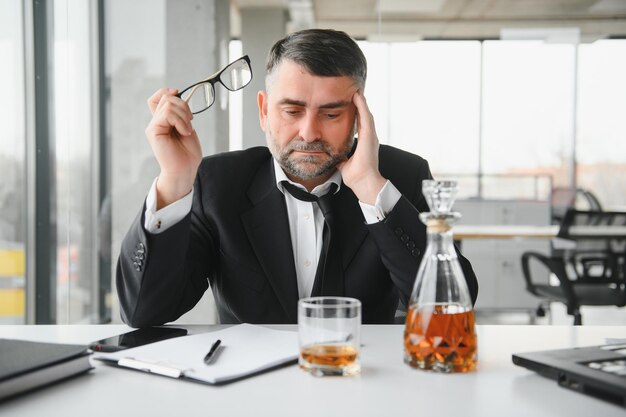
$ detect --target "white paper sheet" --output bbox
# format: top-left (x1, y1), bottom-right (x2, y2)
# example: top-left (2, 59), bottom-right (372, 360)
top-left (93, 324), bottom-right (299, 384)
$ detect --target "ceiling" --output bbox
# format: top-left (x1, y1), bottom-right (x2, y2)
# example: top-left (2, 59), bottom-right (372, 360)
top-left (232, 0), bottom-right (626, 41)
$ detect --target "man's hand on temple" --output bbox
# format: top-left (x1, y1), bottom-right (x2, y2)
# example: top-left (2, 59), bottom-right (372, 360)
top-left (337, 91), bottom-right (387, 205)
top-left (145, 88), bottom-right (202, 209)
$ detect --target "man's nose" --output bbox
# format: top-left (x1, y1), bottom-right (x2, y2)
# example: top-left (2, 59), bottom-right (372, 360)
top-left (299, 113), bottom-right (321, 142)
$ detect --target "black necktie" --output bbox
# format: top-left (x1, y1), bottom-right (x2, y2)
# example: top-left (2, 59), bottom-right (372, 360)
top-left (281, 181), bottom-right (344, 297)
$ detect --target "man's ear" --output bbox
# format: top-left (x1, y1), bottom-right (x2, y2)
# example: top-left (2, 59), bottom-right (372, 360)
top-left (257, 90), bottom-right (268, 132)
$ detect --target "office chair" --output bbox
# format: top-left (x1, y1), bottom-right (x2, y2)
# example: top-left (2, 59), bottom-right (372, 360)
top-left (521, 209), bottom-right (626, 325)
top-left (550, 187), bottom-right (603, 225)
top-left (581, 189), bottom-right (602, 211)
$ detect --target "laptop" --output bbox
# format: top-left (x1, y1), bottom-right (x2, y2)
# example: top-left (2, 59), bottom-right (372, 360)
top-left (512, 344), bottom-right (626, 407)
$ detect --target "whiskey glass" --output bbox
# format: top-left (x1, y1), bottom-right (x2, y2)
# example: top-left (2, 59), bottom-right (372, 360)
top-left (298, 296), bottom-right (361, 377)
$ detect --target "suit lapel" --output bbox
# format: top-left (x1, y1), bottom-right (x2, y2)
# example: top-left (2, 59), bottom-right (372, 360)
top-left (241, 159), bottom-right (299, 322)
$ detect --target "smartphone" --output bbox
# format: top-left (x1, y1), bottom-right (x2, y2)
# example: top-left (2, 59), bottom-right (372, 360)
top-left (346, 114), bottom-right (358, 159)
top-left (89, 327), bottom-right (188, 352)
top-left (346, 137), bottom-right (358, 159)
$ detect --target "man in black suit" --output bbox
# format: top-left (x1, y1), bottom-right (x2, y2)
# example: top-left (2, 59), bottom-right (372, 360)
top-left (117, 29), bottom-right (478, 327)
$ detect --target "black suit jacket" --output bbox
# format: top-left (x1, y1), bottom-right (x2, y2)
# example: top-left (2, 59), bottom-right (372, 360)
top-left (117, 145), bottom-right (478, 326)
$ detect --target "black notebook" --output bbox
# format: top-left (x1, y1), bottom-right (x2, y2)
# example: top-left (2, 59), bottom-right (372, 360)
top-left (0, 339), bottom-right (92, 402)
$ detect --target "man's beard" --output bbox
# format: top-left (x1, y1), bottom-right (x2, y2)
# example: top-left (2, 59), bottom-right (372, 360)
top-left (267, 127), bottom-right (356, 181)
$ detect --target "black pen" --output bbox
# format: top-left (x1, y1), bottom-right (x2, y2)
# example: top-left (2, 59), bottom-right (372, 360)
top-left (203, 339), bottom-right (222, 364)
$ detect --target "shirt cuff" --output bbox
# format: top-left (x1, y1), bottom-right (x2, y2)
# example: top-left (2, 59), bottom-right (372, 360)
top-left (359, 180), bottom-right (402, 224)
top-left (144, 177), bottom-right (194, 234)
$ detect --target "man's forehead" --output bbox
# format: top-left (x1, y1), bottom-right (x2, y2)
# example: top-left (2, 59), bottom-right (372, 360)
top-left (276, 97), bottom-right (352, 109)
top-left (268, 60), bottom-right (358, 106)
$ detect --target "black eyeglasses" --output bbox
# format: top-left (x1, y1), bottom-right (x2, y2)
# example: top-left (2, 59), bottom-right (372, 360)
top-left (177, 55), bottom-right (252, 114)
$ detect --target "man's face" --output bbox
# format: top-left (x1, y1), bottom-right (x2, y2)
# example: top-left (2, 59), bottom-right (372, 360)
top-left (258, 60), bottom-right (357, 182)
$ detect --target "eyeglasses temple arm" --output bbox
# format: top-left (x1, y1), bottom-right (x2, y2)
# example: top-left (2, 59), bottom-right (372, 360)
top-left (181, 57), bottom-right (249, 103)
top-left (181, 67), bottom-right (224, 103)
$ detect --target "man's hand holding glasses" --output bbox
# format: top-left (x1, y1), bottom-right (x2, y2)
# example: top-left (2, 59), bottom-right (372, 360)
top-left (144, 56), bottom-right (252, 209)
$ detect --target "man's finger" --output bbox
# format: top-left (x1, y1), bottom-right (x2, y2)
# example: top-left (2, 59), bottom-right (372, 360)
top-left (160, 97), bottom-right (193, 127)
top-left (148, 88), bottom-right (178, 115)
top-left (155, 93), bottom-right (191, 120)
top-left (147, 88), bottom-right (168, 114)
top-left (353, 92), bottom-right (376, 141)
top-left (165, 112), bottom-right (193, 137)
top-left (150, 95), bottom-right (194, 134)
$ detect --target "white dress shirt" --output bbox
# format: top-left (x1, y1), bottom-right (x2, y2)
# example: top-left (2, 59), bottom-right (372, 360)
top-left (144, 160), bottom-right (402, 298)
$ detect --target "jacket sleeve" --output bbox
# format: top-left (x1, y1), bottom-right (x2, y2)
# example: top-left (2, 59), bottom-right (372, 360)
top-left (365, 157), bottom-right (479, 309)
top-left (116, 180), bottom-right (217, 328)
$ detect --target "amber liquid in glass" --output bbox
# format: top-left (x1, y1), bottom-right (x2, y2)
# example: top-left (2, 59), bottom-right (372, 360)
top-left (300, 344), bottom-right (358, 368)
top-left (404, 304), bottom-right (477, 373)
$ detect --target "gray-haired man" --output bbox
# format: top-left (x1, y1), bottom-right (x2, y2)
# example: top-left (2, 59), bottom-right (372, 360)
top-left (117, 29), bottom-right (478, 326)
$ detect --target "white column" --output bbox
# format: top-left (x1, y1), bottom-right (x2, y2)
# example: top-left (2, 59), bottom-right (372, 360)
top-left (240, 8), bottom-right (286, 149)
top-left (165, 0), bottom-right (230, 155)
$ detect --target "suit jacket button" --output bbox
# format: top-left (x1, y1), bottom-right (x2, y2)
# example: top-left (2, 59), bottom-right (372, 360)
top-left (394, 227), bottom-right (403, 236)
top-left (411, 249), bottom-right (420, 257)
top-left (400, 234), bottom-right (409, 243)
top-left (138, 242), bottom-right (145, 251)
top-left (135, 266), bottom-right (142, 272)
top-left (406, 241), bottom-right (416, 249)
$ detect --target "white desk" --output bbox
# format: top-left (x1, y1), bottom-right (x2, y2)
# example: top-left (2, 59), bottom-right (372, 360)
top-left (455, 225), bottom-right (559, 240)
top-left (455, 224), bottom-right (626, 240)
top-left (1, 325), bottom-right (626, 417)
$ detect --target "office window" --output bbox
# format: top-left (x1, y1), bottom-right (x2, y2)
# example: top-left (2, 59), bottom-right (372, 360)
top-left (53, 0), bottom-right (102, 323)
top-left (577, 40), bottom-right (626, 209)
top-left (0, 0), bottom-right (27, 324)
top-left (359, 39), bottom-right (625, 203)
top-left (359, 41), bottom-right (481, 176)
top-left (481, 41), bottom-right (575, 186)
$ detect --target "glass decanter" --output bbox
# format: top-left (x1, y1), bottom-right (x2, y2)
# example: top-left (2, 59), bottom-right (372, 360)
top-left (403, 180), bottom-right (477, 373)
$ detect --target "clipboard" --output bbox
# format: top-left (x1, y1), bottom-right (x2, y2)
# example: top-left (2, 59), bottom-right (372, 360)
top-left (93, 324), bottom-right (299, 385)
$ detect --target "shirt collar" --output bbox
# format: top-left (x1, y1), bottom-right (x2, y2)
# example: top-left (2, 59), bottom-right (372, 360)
top-left (273, 158), bottom-right (342, 198)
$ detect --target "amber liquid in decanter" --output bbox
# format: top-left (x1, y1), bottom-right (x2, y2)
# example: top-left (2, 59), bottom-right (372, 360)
top-left (404, 304), bottom-right (477, 372)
